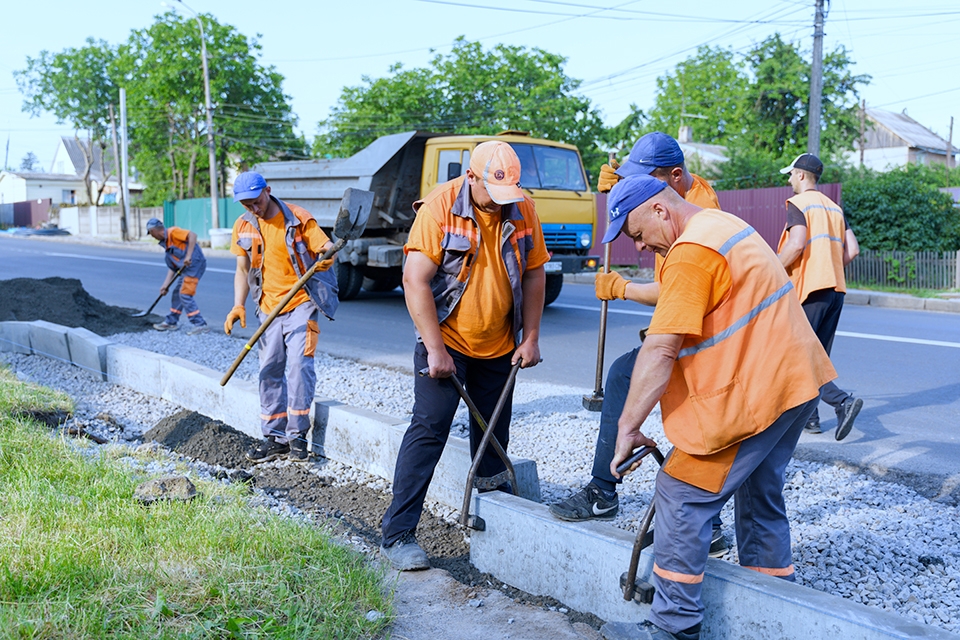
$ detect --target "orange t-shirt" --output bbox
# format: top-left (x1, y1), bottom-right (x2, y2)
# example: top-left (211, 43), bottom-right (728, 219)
top-left (406, 207), bottom-right (550, 359)
top-left (231, 209), bottom-right (331, 315)
top-left (647, 242), bottom-right (731, 337)
top-left (166, 227), bottom-right (190, 251)
top-left (654, 174), bottom-right (719, 281)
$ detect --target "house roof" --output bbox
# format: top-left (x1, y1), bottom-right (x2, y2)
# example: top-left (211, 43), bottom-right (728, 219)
top-left (0, 170), bottom-right (86, 182)
top-left (866, 108), bottom-right (958, 154)
top-left (58, 136), bottom-right (117, 181)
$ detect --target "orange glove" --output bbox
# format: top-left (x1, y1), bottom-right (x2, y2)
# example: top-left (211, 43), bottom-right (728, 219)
top-left (595, 271), bottom-right (629, 301)
top-left (224, 305), bottom-right (246, 335)
top-left (316, 257), bottom-right (335, 272)
top-left (597, 159), bottom-right (621, 194)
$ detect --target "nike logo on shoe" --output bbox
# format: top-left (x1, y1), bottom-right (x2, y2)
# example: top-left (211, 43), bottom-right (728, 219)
top-left (592, 503), bottom-right (617, 516)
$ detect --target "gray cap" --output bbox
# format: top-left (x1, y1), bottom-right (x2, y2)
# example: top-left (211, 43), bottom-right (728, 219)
top-left (146, 218), bottom-right (163, 230)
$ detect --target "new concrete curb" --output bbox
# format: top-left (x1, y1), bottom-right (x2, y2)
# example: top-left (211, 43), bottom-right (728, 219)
top-left (2, 320), bottom-right (954, 639)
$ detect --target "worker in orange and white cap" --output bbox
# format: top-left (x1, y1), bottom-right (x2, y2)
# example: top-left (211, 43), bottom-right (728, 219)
top-left (380, 140), bottom-right (549, 571)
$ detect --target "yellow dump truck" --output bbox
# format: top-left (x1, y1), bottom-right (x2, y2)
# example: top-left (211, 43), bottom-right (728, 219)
top-left (255, 131), bottom-right (598, 305)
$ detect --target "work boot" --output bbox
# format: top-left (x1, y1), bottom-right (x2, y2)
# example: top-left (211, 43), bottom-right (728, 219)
top-left (245, 436), bottom-right (289, 464)
top-left (548, 482), bottom-right (619, 521)
top-left (708, 526), bottom-right (729, 557)
top-left (186, 323), bottom-right (210, 336)
top-left (380, 531), bottom-right (430, 571)
top-left (153, 321), bottom-right (178, 331)
top-left (803, 415), bottom-right (821, 434)
top-left (287, 437), bottom-right (309, 463)
top-left (835, 396), bottom-right (863, 441)
top-left (601, 620), bottom-right (701, 640)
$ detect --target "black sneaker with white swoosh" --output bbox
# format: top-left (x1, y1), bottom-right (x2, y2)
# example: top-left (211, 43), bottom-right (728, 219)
top-left (549, 483), bottom-right (619, 522)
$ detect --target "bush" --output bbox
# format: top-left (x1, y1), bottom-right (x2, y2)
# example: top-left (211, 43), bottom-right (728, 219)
top-left (843, 166), bottom-right (960, 251)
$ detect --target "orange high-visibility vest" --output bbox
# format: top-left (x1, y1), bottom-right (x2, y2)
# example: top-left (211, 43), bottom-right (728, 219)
top-left (654, 174), bottom-right (719, 280)
top-left (778, 190), bottom-right (847, 304)
top-left (659, 210), bottom-right (836, 458)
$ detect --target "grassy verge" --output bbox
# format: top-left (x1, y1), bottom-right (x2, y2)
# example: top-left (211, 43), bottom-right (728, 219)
top-left (846, 282), bottom-right (959, 298)
top-left (0, 365), bottom-right (391, 639)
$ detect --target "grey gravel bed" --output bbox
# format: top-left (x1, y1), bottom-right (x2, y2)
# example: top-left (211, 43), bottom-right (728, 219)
top-left (6, 333), bottom-right (960, 632)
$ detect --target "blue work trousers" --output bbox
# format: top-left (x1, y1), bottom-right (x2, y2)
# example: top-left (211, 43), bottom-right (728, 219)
top-left (164, 263), bottom-right (206, 326)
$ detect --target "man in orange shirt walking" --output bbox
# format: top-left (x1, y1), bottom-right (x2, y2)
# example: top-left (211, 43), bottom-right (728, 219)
top-left (224, 171), bottom-right (338, 464)
top-left (380, 141), bottom-right (548, 571)
top-left (147, 218), bottom-right (209, 335)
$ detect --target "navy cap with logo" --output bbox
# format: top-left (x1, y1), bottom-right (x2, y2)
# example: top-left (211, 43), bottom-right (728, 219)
top-left (602, 174), bottom-right (669, 243)
top-left (780, 153), bottom-right (823, 178)
top-left (145, 217), bottom-right (163, 231)
top-left (233, 171), bottom-right (268, 203)
top-left (615, 131), bottom-right (686, 178)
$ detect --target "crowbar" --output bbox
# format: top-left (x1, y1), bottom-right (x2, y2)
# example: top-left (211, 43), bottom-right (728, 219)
top-left (617, 445), bottom-right (665, 603)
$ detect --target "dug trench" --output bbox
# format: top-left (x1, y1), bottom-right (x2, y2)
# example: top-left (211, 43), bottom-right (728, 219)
top-left (144, 409), bottom-right (605, 630)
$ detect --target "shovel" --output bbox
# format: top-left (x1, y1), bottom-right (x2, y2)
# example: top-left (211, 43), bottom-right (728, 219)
top-left (132, 265), bottom-right (184, 317)
top-left (617, 445), bottom-right (665, 603)
top-left (220, 188), bottom-right (374, 387)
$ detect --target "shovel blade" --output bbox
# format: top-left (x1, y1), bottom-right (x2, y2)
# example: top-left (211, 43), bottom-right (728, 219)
top-left (131, 310), bottom-right (149, 318)
top-left (333, 188), bottom-right (374, 241)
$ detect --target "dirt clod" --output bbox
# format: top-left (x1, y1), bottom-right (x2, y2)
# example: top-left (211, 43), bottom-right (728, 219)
top-left (144, 409), bottom-right (258, 469)
top-left (0, 277), bottom-right (157, 335)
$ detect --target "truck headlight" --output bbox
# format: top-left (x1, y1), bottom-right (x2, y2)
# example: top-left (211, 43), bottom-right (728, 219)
top-left (579, 232), bottom-right (591, 247)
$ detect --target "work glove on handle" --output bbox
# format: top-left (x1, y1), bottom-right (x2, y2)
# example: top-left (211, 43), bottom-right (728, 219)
top-left (597, 159), bottom-right (621, 194)
top-left (595, 271), bottom-right (629, 301)
top-left (316, 257), bottom-right (335, 272)
top-left (224, 305), bottom-right (246, 335)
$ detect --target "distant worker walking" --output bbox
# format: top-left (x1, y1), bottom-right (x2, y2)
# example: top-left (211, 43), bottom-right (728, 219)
top-left (147, 218), bottom-right (209, 335)
top-left (224, 171), bottom-right (339, 464)
top-left (778, 153), bottom-right (862, 440)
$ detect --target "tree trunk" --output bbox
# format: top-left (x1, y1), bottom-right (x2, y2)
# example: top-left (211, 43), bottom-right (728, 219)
top-left (94, 141), bottom-right (112, 206)
top-left (77, 132), bottom-right (94, 205)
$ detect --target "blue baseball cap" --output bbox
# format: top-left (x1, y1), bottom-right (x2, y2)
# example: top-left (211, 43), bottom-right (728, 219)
top-left (602, 175), bottom-right (668, 243)
top-left (615, 132), bottom-right (685, 178)
top-left (145, 217), bottom-right (163, 231)
top-left (233, 171), bottom-right (268, 202)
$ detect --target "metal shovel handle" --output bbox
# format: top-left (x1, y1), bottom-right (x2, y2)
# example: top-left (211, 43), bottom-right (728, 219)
top-left (621, 446), bottom-right (665, 601)
top-left (135, 265), bottom-right (185, 317)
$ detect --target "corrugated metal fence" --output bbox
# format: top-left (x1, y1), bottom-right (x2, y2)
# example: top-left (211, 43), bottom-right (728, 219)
top-left (162, 198), bottom-right (245, 240)
top-left (845, 250), bottom-right (960, 290)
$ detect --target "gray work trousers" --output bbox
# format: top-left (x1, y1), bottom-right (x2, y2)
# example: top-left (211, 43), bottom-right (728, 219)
top-left (256, 301), bottom-right (318, 444)
top-left (648, 396), bottom-right (818, 634)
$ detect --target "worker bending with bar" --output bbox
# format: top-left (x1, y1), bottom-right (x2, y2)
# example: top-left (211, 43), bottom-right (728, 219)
top-left (147, 217), bottom-right (209, 335)
top-left (602, 174), bottom-right (835, 640)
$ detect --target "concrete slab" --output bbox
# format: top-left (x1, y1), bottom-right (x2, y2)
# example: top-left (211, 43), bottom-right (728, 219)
top-left (27, 320), bottom-right (72, 363)
top-left (869, 294), bottom-right (925, 310)
top-left (469, 492), bottom-right (957, 640)
top-left (924, 298), bottom-right (960, 314)
top-left (843, 291), bottom-right (871, 306)
top-left (219, 377), bottom-right (263, 439)
top-left (157, 355), bottom-right (225, 421)
top-left (0, 321), bottom-right (34, 354)
top-left (105, 344), bottom-right (164, 396)
top-left (65, 327), bottom-right (112, 380)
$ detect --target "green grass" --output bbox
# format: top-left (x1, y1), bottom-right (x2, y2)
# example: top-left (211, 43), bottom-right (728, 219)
top-left (846, 281), bottom-right (958, 298)
top-left (0, 366), bottom-right (391, 639)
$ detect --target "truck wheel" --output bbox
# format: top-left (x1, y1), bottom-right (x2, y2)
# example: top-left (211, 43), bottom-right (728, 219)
top-left (335, 262), bottom-right (364, 300)
top-left (362, 272), bottom-right (403, 293)
top-left (544, 273), bottom-right (563, 307)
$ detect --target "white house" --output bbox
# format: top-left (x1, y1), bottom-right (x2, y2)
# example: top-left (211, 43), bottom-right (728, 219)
top-left (48, 136), bottom-right (144, 205)
top-left (0, 171), bottom-right (87, 205)
top-left (847, 108), bottom-right (958, 171)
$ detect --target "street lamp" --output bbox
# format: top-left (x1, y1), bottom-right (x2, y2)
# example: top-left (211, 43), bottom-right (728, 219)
top-left (161, 0), bottom-right (220, 233)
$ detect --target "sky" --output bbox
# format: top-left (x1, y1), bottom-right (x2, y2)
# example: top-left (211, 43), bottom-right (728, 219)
top-left (2, 0), bottom-right (959, 172)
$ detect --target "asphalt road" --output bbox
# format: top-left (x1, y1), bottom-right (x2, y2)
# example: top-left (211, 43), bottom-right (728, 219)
top-left (3, 234), bottom-right (959, 495)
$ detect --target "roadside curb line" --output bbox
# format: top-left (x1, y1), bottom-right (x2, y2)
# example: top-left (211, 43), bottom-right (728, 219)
top-left (1, 320), bottom-right (954, 639)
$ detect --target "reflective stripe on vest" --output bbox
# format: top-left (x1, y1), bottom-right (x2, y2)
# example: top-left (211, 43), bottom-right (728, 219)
top-left (659, 210), bottom-right (836, 457)
top-left (778, 191), bottom-right (847, 303)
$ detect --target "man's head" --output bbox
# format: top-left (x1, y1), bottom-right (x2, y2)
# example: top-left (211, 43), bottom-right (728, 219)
top-left (604, 174), bottom-right (690, 256)
top-left (616, 131), bottom-right (693, 197)
top-left (146, 217), bottom-right (165, 241)
top-left (466, 141), bottom-right (524, 213)
top-left (780, 153), bottom-right (823, 194)
top-left (233, 171), bottom-right (273, 218)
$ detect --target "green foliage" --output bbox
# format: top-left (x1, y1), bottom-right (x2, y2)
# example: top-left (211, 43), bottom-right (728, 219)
top-left (842, 165), bottom-right (960, 251)
top-left (315, 37), bottom-right (606, 180)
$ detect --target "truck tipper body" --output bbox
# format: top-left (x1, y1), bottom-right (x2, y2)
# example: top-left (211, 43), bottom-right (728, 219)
top-left (255, 130), bottom-right (598, 305)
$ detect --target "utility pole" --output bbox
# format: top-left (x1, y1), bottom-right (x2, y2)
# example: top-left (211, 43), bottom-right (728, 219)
top-left (947, 116), bottom-right (955, 171)
top-left (191, 6), bottom-right (220, 232)
top-left (119, 88), bottom-right (132, 238)
top-left (4, 134), bottom-right (9, 170)
top-left (109, 104), bottom-right (129, 241)
top-left (859, 99), bottom-right (866, 169)
top-left (807, 0), bottom-right (827, 157)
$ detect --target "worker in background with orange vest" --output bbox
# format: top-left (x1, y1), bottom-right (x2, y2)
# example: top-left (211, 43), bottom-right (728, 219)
top-left (146, 218), bottom-right (209, 335)
top-left (602, 174), bottom-right (835, 640)
top-left (224, 171), bottom-right (338, 464)
top-left (778, 153), bottom-right (862, 440)
top-left (549, 132), bottom-right (730, 557)
top-left (380, 141), bottom-right (549, 572)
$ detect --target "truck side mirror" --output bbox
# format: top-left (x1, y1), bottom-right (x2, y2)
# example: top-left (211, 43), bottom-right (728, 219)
top-left (446, 162), bottom-right (462, 181)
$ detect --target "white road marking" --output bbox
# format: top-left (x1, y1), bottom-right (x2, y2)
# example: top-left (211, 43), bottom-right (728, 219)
top-left (836, 331), bottom-right (960, 349)
top-left (40, 251), bottom-right (235, 273)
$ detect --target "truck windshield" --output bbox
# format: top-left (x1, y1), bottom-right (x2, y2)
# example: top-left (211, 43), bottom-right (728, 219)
top-left (508, 143), bottom-right (587, 192)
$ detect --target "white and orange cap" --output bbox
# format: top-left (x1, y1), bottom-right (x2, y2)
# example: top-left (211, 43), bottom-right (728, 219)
top-left (469, 141), bottom-right (524, 205)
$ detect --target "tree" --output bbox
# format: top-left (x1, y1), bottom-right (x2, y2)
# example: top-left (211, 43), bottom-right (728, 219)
top-left (19, 152), bottom-right (39, 172)
top-left (15, 38), bottom-right (118, 204)
top-left (315, 38), bottom-right (606, 180)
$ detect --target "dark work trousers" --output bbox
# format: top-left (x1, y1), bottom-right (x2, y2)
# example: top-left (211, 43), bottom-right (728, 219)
top-left (381, 342), bottom-right (515, 546)
top-left (592, 346), bottom-right (721, 530)
top-left (802, 288), bottom-right (850, 409)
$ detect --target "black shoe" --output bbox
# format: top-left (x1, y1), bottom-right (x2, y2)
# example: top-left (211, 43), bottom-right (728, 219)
top-left (287, 437), bottom-right (309, 463)
top-left (245, 436), bottom-right (289, 463)
top-left (549, 483), bottom-right (619, 521)
top-left (803, 415), bottom-right (821, 434)
top-left (380, 530), bottom-right (430, 571)
top-left (835, 396), bottom-right (863, 441)
top-left (708, 527), bottom-right (729, 557)
top-left (601, 620), bottom-right (700, 640)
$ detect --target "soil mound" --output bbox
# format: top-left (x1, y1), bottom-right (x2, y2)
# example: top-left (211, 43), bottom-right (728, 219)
top-left (144, 409), bottom-right (257, 469)
top-left (0, 277), bottom-right (156, 335)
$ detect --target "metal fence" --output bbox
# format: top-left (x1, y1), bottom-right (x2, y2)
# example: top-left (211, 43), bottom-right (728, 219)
top-left (162, 197), bottom-right (246, 241)
top-left (845, 250), bottom-right (960, 290)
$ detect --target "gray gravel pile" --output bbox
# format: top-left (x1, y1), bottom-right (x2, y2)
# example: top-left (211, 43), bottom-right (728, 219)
top-left (7, 334), bottom-right (960, 633)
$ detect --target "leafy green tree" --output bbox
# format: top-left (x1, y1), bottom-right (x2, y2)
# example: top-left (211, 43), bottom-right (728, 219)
top-left (15, 38), bottom-right (118, 203)
top-left (843, 165), bottom-right (960, 251)
top-left (315, 38), bottom-right (606, 181)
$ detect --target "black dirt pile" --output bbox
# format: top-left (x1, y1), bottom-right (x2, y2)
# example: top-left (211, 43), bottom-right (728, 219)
top-left (0, 277), bottom-right (156, 335)
top-left (144, 409), bottom-right (258, 469)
